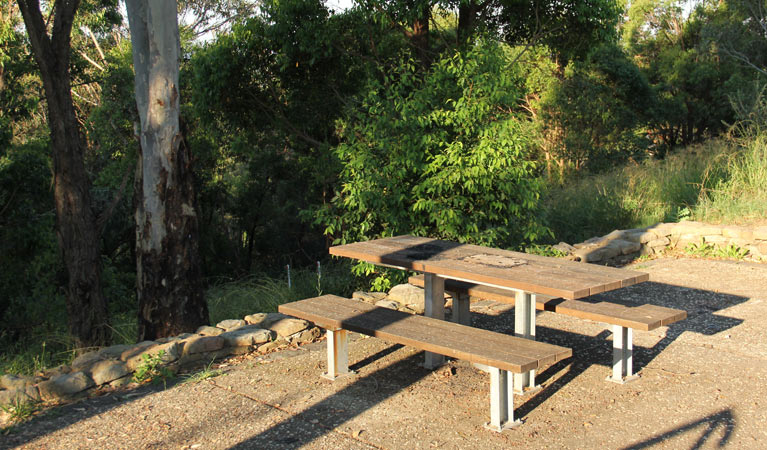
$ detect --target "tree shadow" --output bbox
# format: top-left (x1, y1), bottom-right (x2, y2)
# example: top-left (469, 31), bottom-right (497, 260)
top-left (621, 409), bottom-right (736, 449)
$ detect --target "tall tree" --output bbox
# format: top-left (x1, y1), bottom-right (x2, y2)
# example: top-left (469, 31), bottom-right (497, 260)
top-left (16, 0), bottom-right (109, 348)
top-left (126, 0), bottom-right (208, 340)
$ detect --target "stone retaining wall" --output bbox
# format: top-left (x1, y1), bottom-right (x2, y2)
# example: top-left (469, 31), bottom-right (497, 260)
top-left (562, 221), bottom-right (767, 264)
top-left (0, 313), bottom-right (321, 406)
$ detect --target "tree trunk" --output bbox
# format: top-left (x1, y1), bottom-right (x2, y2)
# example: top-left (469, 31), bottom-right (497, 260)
top-left (127, 0), bottom-right (208, 340)
top-left (409, 2), bottom-right (431, 67)
top-left (17, 0), bottom-right (109, 349)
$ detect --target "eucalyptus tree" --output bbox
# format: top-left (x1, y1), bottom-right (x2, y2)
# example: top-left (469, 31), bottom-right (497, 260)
top-left (15, 0), bottom-right (117, 348)
top-left (126, 0), bottom-right (208, 339)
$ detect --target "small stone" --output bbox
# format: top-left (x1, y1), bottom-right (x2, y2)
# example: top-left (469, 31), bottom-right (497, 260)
top-left (352, 291), bottom-right (387, 303)
top-left (257, 338), bottom-right (288, 353)
top-left (375, 299), bottom-right (400, 310)
top-left (37, 372), bottom-right (94, 401)
top-left (89, 360), bottom-right (130, 385)
top-left (215, 319), bottom-right (247, 331)
top-left (196, 326), bottom-right (224, 336)
top-left (267, 317), bottom-right (311, 338)
top-left (220, 326), bottom-right (274, 347)
top-left (182, 335), bottom-right (226, 355)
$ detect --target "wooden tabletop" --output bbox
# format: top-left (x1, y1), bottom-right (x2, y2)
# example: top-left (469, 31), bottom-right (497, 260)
top-left (329, 235), bottom-right (649, 300)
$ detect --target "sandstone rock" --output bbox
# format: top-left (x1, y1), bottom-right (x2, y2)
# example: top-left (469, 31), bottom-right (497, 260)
top-left (126, 341), bottom-right (181, 371)
top-left (573, 247), bottom-right (605, 263)
top-left (258, 338), bottom-right (289, 353)
top-left (758, 242), bottom-right (767, 255)
top-left (196, 326), bottom-right (224, 336)
top-left (244, 312), bottom-right (288, 329)
top-left (552, 242), bottom-right (576, 254)
top-left (603, 230), bottom-right (625, 241)
top-left (599, 242), bottom-right (624, 259)
top-left (625, 230), bottom-right (658, 244)
top-left (244, 312), bottom-right (268, 325)
top-left (647, 237), bottom-right (671, 248)
top-left (755, 227), bottom-right (767, 240)
top-left (352, 291), bottom-right (388, 303)
top-left (388, 283), bottom-right (427, 313)
top-left (37, 372), bottom-right (94, 401)
top-left (109, 375), bottom-right (134, 388)
top-left (375, 299), bottom-right (400, 310)
top-left (619, 241), bottom-right (642, 255)
top-left (71, 350), bottom-right (105, 370)
top-left (220, 326), bottom-right (274, 347)
top-left (0, 374), bottom-right (37, 391)
top-left (182, 335), bottom-right (226, 355)
top-left (98, 344), bottom-right (134, 360)
top-left (268, 319), bottom-right (309, 338)
top-left (293, 327), bottom-right (321, 344)
top-left (89, 360), bottom-right (130, 385)
top-left (216, 319), bottom-right (247, 331)
top-left (42, 365), bottom-right (71, 379)
top-left (0, 387), bottom-right (34, 405)
top-left (722, 227), bottom-right (753, 240)
top-left (119, 341), bottom-right (157, 362)
top-left (703, 235), bottom-right (728, 244)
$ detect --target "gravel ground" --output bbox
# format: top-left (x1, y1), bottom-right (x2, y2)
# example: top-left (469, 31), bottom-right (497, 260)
top-left (2, 257), bottom-right (766, 450)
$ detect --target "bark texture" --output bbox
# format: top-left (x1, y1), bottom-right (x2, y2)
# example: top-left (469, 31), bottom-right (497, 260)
top-left (126, 0), bottom-right (208, 340)
top-left (17, 0), bottom-right (109, 348)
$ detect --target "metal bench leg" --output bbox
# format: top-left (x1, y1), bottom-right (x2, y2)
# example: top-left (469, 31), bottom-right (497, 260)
top-left (322, 329), bottom-right (351, 380)
top-left (484, 367), bottom-right (521, 432)
top-left (608, 325), bottom-right (638, 383)
top-left (514, 292), bottom-right (537, 393)
top-left (424, 273), bottom-right (445, 369)
top-left (451, 293), bottom-right (471, 326)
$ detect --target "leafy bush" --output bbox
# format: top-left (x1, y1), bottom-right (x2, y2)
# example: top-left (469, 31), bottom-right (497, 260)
top-left (321, 41), bottom-right (548, 250)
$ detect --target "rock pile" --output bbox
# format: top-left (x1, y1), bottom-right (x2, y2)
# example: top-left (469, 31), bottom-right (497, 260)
top-left (563, 221), bottom-right (767, 264)
top-left (0, 313), bottom-right (320, 406)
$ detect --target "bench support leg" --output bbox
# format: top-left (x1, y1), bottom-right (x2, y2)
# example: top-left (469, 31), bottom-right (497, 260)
top-left (451, 293), bottom-right (471, 326)
top-left (485, 367), bottom-right (521, 432)
top-left (322, 329), bottom-right (351, 380)
top-left (424, 273), bottom-right (445, 369)
top-left (514, 292), bottom-right (538, 393)
top-left (608, 325), bottom-right (638, 383)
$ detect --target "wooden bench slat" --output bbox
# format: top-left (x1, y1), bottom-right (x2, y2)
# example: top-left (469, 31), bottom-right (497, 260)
top-left (409, 275), bottom-right (686, 332)
top-left (279, 295), bottom-right (572, 374)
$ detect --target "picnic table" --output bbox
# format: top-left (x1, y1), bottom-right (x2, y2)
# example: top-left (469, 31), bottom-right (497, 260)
top-left (329, 235), bottom-right (657, 386)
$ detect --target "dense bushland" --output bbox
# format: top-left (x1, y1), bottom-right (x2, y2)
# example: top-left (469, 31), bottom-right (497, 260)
top-left (2, 0), bottom-right (766, 374)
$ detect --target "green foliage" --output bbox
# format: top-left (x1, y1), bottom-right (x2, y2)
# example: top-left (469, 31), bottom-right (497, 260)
top-left (181, 359), bottom-right (225, 384)
top-left (132, 350), bottom-right (175, 385)
top-left (322, 41), bottom-right (548, 252)
top-left (524, 244), bottom-right (568, 258)
top-left (684, 238), bottom-right (716, 257)
top-left (0, 397), bottom-right (40, 423)
top-left (684, 239), bottom-right (749, 259)
top-left (542, 140), bottom-right (731, 243)
top-left (537, 43), bottom-right (654, 175)
top-left (206, 261), bottom-right (358, 324)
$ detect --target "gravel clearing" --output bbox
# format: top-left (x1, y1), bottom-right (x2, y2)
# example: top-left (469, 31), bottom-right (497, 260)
top-left (2, 257), bottom-right (766, 449)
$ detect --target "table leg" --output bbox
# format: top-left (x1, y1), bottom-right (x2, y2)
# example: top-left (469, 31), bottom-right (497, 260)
top-left (451, 293), bottom-right (471, 326)
top-left (424, 273), bottom-right (445, 369)
top-left (322, 329), bottom-right (351, 380)
top-left (514, 291), bottom-right (537, 393)
top-left (608, 325), bottom-right (637, 383)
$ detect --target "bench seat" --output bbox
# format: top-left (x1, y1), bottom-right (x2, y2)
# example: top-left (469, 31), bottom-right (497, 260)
top-left (279, 295), bottom-right (572, 431)
top-left (409, 274), bottom-right (686, 383)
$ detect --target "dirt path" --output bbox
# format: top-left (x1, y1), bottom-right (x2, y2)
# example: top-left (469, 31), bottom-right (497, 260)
top-left (3, 257), bottom-right (766, 449)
